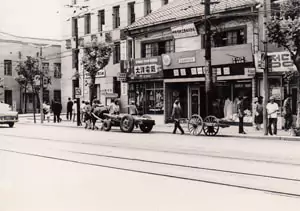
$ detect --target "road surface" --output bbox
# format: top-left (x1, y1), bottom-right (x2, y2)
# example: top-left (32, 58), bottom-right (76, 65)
top-left (0, 123), bottom-right (300, 211)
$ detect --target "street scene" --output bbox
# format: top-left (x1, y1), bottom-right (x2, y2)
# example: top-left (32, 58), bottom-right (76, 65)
top-left (1, 0), bottom-right (300, 210)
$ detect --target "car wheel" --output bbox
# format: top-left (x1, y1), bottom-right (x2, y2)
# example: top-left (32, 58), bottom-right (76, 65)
top-left (140, 124), bottom-right (153, 133)
top-left (102, 120), bottom-right (112, 131)
top-left (120, 115), bottom-right (134, 133)
top-left (8, 123), bottom-right (14, 128)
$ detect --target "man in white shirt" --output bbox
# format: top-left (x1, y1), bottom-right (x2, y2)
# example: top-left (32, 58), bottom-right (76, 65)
top-left (266, 96), bottom-right (279, 136)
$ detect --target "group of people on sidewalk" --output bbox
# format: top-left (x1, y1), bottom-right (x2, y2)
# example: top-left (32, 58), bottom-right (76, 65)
top-left (42, 100), bottom-right (62, 123)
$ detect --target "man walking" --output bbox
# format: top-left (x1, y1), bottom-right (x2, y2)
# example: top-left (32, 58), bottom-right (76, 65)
top-left (266, 96), bottom-right (279, 136)
top-left (66, 97), bottom-right (73, 121)
top-left (52, 100), bottom-right (62, 123)
top-left (237, 96), bottom-right (246, 134)
top-left (283, 95), bottom-right (293, 131)
top-left (171, 99), bottom-right (184, 135)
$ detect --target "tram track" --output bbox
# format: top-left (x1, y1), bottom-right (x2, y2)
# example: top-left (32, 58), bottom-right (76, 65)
top-left (1, 147), bottom-right (300, 199)
top-left (1, 132), bottom-right (300, 167)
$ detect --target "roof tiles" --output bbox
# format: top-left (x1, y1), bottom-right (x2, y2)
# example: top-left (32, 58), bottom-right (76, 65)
top-left (127, 0), bottom-right (257, 30)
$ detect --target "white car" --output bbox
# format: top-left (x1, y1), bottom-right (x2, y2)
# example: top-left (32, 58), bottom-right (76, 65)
top-left (0, 103), bottom-right (18, 128)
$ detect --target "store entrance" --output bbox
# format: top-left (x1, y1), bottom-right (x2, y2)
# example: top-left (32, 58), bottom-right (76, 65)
top-left (190, 87), bottom-right (200, 116)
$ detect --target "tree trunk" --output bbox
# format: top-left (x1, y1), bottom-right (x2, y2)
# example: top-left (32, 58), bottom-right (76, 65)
top-left (32, 86), bottom-right (36, 124)
top-left (24, 86), bottom-right (27, 113)
top-left (90, 76), bottom-right (96, 104)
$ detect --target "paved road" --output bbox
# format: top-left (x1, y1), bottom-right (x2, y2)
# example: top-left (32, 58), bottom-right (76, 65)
top-left (1, 124), bottom-right (300, 211)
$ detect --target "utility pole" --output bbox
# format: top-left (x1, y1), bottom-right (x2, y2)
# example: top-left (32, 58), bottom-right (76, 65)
top-left (203, 0), bottom-right (218, 116)
top-left (263, 0), bottom-right (269, 135)
top-left (75, 17), bottom-right (81, 126)
top-left (39, 47), bottom-right (44, 123)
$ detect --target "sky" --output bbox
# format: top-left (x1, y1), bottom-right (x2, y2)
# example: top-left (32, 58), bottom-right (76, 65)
top-left (0, 0), bottom-right (62, 40)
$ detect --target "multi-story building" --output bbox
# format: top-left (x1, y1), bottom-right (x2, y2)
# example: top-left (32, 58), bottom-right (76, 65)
top-left (0, 31), bottom-right (62, 113)
top-left (124, 0), bottom-right (260, 123)
top-left (60, 0), bottom-right (175, 112)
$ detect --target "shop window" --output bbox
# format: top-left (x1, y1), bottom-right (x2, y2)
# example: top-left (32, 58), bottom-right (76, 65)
top-left (141, 40), bottom-right (174, 58)
top-left (202, 27), bottom-right (246, 48)
top-left (54, 90), bottom-right (61, 103)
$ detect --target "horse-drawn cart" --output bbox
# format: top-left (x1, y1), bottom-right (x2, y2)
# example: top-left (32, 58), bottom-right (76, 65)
top-left (187, 115), bottom-right (230, 136)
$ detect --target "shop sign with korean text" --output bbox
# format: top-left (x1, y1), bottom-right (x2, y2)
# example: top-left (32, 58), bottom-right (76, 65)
top-left (130, 56), bottom-right (163, 80)
top-left (268, 51), bottom-right (297, 72)
top-left (171, 23), bottom-right (198, 39)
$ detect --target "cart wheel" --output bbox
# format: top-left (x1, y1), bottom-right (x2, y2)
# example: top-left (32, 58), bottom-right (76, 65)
top-left (203, 116), bottom-right (219, 136)
top-left (102, 120), bottom-right (112, 131)
top-left (140, 124), bottom-right (153, 133)
top-left (187, 115), bottom-right (203, 136)
top-left (120, 115), bottom-right (135, 133)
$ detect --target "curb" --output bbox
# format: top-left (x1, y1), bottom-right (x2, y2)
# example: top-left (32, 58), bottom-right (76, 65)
top-left (17, 121), bottom-right (300, 142)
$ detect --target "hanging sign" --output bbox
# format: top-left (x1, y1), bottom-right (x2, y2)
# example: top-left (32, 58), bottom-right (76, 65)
top-left (171, 23), bottom-right (198, 39)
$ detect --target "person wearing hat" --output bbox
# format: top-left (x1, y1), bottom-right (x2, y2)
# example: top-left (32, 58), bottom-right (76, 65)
top-left (266, 96), bottom-right (279, 136)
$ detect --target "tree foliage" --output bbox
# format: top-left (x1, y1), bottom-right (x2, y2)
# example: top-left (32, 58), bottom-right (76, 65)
top-left (81, 41), bottom-right (112, 102)
top-left (267, 0), bottom-right (300, 70)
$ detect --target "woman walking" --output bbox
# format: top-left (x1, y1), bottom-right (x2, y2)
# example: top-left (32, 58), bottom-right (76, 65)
top-left (171, 99), bottom-right (184, 135)
top-left (255, 96), bottom-right (263, 130)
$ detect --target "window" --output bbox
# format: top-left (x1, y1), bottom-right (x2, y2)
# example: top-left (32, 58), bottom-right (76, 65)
top-left (72, 17), bottom-right (78, 37)
top-left (84, 13), bottom-right (91, 35)
top-left (72, 49), bottom-right (77, 68)
top-left (54, 90), bottom-right (61, 103)
top-left (98, 10), bottom-right (105, 34)
top-left (142, 40), bottom-right (174, 58)
top-left (4, 60), bottom-right (12, 76)
top-left (145, 0), bottom-right (151, 15)
top-left (113, 6), bottom-right (120, 29)
top-left (54, 63), bottom-right (61, 78)
top-left (42, 63), bottom-right (49, 74)
top-left (128, 2), bottom-right (135, 25)
top-left (202, 27), bottom-right (246, 48)
top-left (113, 42), bottom-right (121, 64)
top-left (162, 0), bottom-right (168, 5)
top-left (71, 0), bottom-right (77, 5)
top-left (128, 39), bottom-right (133, 59)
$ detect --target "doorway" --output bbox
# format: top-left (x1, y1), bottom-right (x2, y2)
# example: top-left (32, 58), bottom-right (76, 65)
top-left (190, 87), bottom-right (200, 116)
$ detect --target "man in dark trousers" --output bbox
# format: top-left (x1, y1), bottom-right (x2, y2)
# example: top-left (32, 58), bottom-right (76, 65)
top-left (52, 100), bottom-right (62, 123)
top-left (237, 96), bottom-right (246, 134)
top-left (171, 98), bottom-right (184, 135)
top-left (66, 97), bottom-right (73, 121)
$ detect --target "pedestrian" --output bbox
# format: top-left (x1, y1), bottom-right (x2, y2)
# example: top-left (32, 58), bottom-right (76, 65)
top-left (255, 96), bottom-right (263, 130)
top-left (43, 101), bottom-right (51, 123)
top-left (252, 97), bottom-right (258, 130)
top-left (237, 96), bottom-right (246, 134)
top-left (66, 97), bottom-right (73, 121)
top-left (84, 101), bottom-right (92, 129)
top-left (72, 100), bottom-right (77, 122)
top-left (283, 95), bottom-right (293, 131)
top-left (129, 100), bottom-right (138, 115)
top-left (266, 96), bottom-right (279, 136)
top-left (171, 98), bottom-right (184, 135)
top-left (52, 100), bottom-right (62, 123)
top-left (81, 100), bottom-right (86, 123)
top-left (109, 98), bottom-right (120, 115)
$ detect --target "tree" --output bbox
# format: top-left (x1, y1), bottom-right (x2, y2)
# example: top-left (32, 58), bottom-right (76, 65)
top-left (267, 0), bottom-right (300, 128)
top-left (15, 56), bottom-right (50, 123)
top-left (81, 41), bottom-right (112, 103)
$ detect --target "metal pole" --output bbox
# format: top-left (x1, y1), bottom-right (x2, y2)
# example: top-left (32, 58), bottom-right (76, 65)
top-left (263, 0), bottom-right (269, 135)
top-left (39, 47), bottom-right (44, 123)
top-left (204, 0), bottom-right (213, 116)
top-left (75, 17), bottom-right (81, 126)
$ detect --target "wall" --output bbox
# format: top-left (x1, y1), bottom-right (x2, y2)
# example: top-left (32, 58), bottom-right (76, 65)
top-left (0, 38), bottom-right (61, 112)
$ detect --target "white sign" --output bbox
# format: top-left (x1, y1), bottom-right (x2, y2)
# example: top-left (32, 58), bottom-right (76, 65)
top-left (75, 88), bottom-right (81, 98)
top-left (134, 64), bottom-right (158, 75)
top-left (162, 54), bottom-right (172, 66)
top-left (268, 51), bottom-right (297, 72)
top-left (178, 57), bottom-right (196, 64)
top-left (171, 23), bottom-right (198, 39)
top-left (120, 40), bottom-right (127, 60)
top-left (121, 82), bottom-right (128, 96)
top-left (85, 69), bottom-right (105, 78)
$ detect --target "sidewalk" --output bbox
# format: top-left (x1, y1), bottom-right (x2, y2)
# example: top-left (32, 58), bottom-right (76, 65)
top-left (17, 115), bottom-right (300, 141)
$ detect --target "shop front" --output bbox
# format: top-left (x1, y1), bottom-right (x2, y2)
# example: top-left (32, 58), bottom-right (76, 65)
top-left (162, 43), bottom-right (256, 123)
top-left (127, 56), bottom-right (164, 115)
